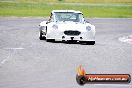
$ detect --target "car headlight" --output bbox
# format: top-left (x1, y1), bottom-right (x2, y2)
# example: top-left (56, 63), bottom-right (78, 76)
top-left (52, 24), bottom-right (58, 30)
top-left (86, 26), bottom-right (91, 31)
top-left (40, 26), bottom-right (46, 30)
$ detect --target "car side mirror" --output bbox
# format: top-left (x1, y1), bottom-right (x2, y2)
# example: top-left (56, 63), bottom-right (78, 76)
top-left (46, 21), bottom-right (49, 24)
top-left (84, 20), bottom-right (89, 23)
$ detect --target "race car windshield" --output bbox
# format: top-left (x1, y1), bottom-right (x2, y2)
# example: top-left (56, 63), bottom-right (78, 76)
top-left (55, 12), bottom-right (83, 22)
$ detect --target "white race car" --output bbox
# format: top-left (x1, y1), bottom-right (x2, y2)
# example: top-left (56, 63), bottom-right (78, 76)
top-left (39, 10), bottom-right (95, 45)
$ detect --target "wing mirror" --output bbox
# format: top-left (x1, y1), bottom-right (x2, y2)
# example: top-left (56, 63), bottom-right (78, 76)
top-left (46, 21), bottom-right (50, 24)
top-left (84, 19), bottom-right (89, 23)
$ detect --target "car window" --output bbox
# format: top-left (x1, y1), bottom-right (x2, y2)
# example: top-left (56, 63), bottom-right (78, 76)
top-left (55, 12), bottom-right (83, 22)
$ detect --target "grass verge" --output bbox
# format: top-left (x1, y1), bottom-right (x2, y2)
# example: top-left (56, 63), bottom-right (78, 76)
top-left (0, 2), bottom-right (132, 18)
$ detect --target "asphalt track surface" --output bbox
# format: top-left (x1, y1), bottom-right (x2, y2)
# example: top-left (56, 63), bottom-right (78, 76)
top-left (0, 17), bottom-right (132, 88)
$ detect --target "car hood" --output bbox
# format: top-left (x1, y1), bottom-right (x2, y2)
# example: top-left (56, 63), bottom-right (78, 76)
top-left (56, 22), bottom-right (87, 32)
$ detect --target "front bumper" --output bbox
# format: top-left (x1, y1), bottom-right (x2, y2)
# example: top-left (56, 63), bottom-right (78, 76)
top-left (46, 30), bottom-right (95, 41)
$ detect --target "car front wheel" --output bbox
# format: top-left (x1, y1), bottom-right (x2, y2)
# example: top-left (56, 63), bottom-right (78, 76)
top-left (39, 30), bottom-right (46, 40)
top-left (46, 39), bottom-right (55, 42)
top-left (80, 41), bottom-right (95, 45)
top-left (86, 41), bottom-right (95, 45)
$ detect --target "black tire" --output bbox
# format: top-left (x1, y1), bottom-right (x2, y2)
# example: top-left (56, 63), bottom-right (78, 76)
top-left (80, 41), bottom-right (95, 45)
top-left (67, 40), bottom-right (77, 44)
top-left (86, 41), bottom-right (95, 45)
top-left (39, 31), bottom-right (46, 40)
top-left (76, 75), bottom-right (87, 85)
top-left (46, 39), bottom-right (55, 42)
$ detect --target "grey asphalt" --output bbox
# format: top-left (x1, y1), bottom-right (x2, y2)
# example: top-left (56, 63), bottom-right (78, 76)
top-left (0, 17), bottom-right (132, 88)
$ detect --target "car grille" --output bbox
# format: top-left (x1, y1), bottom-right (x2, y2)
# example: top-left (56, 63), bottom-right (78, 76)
top-left (64, 31), bottom-right (81, 35)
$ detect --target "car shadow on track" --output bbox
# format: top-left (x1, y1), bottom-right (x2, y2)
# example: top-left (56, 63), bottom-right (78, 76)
top-left (49, 40), bottom-right (95, 45)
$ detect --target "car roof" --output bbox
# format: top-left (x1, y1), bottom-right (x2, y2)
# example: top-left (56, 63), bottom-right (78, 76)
top-left (52, 10), bottom-right (82, 14)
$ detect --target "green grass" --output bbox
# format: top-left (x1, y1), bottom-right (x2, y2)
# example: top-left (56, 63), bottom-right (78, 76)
top-left (0, 2), bottom-right (132, 18)
top-left (16, 0), bottom-right (132, 3)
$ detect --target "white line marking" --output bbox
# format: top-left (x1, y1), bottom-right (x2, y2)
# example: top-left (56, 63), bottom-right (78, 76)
top-left (0, 59), bottom-right (8, 64)
top-left (1, 45), bottom-right (24, 67)
top-left (0, 59), bottom-right (9, 67)
top-left (118, 35), bottom-right (132, 44)
top-left (0, 49), bottom-right (16, 67)
top-left (4, 47), bottom-right (24, 50)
